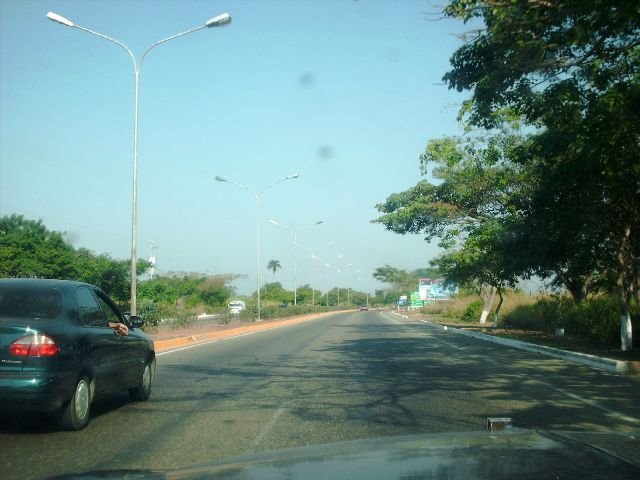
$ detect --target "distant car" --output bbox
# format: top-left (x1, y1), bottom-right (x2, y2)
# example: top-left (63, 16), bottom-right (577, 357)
top-left (0, 278), bottom-right (155, 430)
top-left (360, 305), bottom-right (369, 311)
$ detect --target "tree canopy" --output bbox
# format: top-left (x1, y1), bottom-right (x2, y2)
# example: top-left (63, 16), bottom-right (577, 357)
top-left (267, 260), bottom-right (282, 277)
top-left (443, 0), bottom-right (640, 129)
top-left (137, 273), bottom-right (241, 309)
top-left (372, 264), bottom-right (441, 293)
top-left (374, 1), bottom-right (640, 349)
top-left (441, 0), bottom-right (639, 350)
top-left (0, 215), bottom-right (148, 304)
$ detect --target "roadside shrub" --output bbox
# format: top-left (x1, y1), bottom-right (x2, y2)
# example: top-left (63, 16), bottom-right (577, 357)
top-left (420, 296), bottom-right (477, 319)
top-left (154, 303), bottom-right (196, 329)
top-left (502, 302), bottom-right (552, 330)
top-left (258, 304), bottom-right (334, 320)
top-left (502, 296), bottom-right (570, 330)
top-left (174, 309), bottom-right (196, 328)
top-left (502, 295), bottom-right (622, 347)
top-left (421, 292), bottom-right (538, 322)
top-left (422, 303), bottom-right (446, 315)
top-left (459, 300), bottom-right (483, 323)
top-left (567, 297), bottom-right (619, 346)
top-left (137, 299), bottom-right (161, 328)
top-left (218, 313), bottom-right (232, 325)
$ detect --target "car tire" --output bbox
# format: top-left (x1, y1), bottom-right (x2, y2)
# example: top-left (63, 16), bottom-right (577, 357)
top-left (59, 376), bottom-right (91, 431)
top-left (129, 358), bottom-right (154, 401)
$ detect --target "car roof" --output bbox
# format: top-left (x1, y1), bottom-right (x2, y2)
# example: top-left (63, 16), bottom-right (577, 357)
top-left (0, 278), bottom-right (94, 291)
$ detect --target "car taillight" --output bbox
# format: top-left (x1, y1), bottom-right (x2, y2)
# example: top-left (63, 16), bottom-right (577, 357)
top-left (9, 334), bottom-right (60, 357)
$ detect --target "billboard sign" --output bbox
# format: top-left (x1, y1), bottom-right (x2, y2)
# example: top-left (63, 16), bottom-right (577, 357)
top-left (418, 278), bottom-right (458, 301)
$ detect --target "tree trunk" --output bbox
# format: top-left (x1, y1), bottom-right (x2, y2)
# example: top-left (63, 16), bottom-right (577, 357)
top-left (617, 225), bottom-right (633, 351)
top-left (618, 270), bottom-right (633, 352)
top-left (479, 285), bottom-right (496, 324)
top-left (557, 271), bottom-right (591, 305)
top-left (620, 308), bottom-right (633, 352)
top-left (568, 277), bottom-right (590, 305)
top-left (493, 288), bottom-right (504, 326)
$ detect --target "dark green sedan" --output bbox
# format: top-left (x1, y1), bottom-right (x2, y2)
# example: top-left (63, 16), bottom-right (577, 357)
top-left (0, 278), bottom-right (155, 430)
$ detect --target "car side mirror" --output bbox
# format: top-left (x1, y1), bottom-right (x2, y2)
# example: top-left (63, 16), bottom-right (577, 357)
top-left (129, 315), bottom-right (145, 329)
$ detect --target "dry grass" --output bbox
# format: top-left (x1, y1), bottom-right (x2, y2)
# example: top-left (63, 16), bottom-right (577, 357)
top-left (419, 291), bottom-right (542, 322)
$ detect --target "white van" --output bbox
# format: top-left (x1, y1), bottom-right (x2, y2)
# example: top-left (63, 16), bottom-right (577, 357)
top-left (228, 300), bottom-right (246, 315)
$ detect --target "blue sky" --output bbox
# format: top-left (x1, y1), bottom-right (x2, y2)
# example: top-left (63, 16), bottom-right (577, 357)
top-left (1, 0), bottom-right (472, 295)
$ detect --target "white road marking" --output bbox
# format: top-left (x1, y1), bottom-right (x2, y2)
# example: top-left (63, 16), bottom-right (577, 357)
top-left (548, 385), bottom-right (640, 425)
top-left (248, 407), bottom-right (287, 453)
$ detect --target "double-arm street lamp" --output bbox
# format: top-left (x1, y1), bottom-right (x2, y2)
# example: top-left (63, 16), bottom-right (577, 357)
top-left (268, 219), bottom-right (323, 305)
top-left (215, 174), bottom-right (299, 320)
top-left (47, 11), bottom-right (232, 316)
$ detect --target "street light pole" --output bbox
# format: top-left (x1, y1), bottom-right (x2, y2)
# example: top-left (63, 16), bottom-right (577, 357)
top-left (215, 174), bottom-right (299, 320)
top-left (308, 242), bottom-right (337, 308)
top-left (47, 11), bottom-right (232, 316)
top-left (346, 267), bottom-right (360, 306)
top-left (269, 219), bottom-right (323, 305)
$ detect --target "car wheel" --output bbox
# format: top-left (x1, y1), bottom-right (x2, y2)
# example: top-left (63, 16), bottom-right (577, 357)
top-left (129, 358), bottom-right (154, 401)
top-left (60, 376), bottom-right (91, 431)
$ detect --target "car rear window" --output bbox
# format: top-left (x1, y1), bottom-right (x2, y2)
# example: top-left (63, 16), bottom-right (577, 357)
top-left (0, 285), bottom-right (64, 320)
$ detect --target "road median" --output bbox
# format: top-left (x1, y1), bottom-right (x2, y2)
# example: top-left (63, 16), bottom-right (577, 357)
top-left (153, 311), bottom-right (338, 352)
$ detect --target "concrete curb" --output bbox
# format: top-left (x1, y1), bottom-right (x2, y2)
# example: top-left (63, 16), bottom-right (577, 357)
top-left (447, 324), bottom-right (640, 374)
top-left (410, 315), bottom-right (640, 375)
top-left (153, 311), bottom-right (338, 352)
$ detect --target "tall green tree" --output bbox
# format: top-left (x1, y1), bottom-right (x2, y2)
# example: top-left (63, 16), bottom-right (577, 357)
top-left (197, 275), bottom-right (237, 307)
top-left (0, 215), bottom-right (151, 305)
top-left (296, 284), bottom-right (318, 305)
top-left (137, 273), bottom-right (241, 309)
top-left (73, 248), bottom-right (133, 304)
top-left (374, 133), bottom-right (528, 322)
top-left (372, 265), bottom-right (416, 291)
top-left (432, 221), bottom-right (520, 323)
top-left (267, 259), bottom-right (282, 278)
top-left (262, 282), bottom-right (293, 304)
top-left (0, 215), bottom-right (76, 279)
top-left (372, 265), bottom-right (441, 296)
top-left (374, 134), bottom-right (527, 247)
top-left (442, 0), bottom-right (640, 350)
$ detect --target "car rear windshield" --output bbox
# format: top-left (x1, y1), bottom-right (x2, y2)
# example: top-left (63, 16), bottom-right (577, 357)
top-left (0, 285), bottom-right (64, 320)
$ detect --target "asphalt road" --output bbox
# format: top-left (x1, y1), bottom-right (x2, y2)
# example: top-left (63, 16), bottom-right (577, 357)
top-left (2, 310), bottom-right (640, 479)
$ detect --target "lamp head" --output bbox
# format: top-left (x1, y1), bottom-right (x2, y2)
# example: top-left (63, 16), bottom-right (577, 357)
top-left (47, 12), bottom-right (75, 27)
top-left (206, 13), bottom-right (232, 28)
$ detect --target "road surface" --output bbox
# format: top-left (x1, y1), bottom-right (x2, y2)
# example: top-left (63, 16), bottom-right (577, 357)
top-left (2, 310), bottom-right (639, 479)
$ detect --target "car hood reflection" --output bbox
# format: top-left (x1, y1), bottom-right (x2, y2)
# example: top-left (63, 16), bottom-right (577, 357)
top-left (49, 429), bottom-right (640, 480)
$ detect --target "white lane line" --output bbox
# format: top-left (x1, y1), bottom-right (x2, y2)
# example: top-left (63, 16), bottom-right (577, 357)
top-left (548, 386), bottom-right (640, 425)
top-left (247, 407), bottom-right (287, 453)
